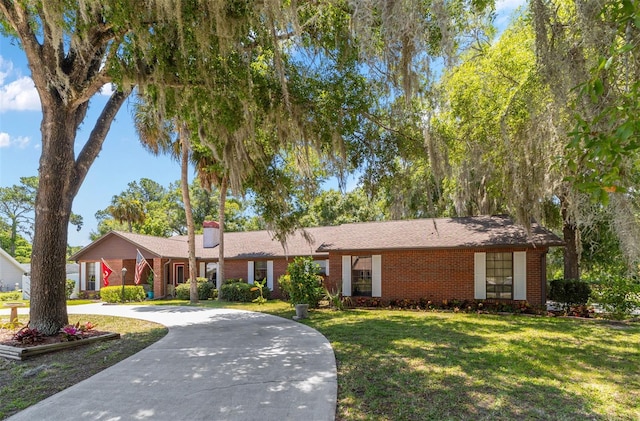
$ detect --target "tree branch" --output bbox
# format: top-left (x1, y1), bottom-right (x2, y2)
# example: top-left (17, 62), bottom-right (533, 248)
top-left (72, 88), bottom-right (133, 197)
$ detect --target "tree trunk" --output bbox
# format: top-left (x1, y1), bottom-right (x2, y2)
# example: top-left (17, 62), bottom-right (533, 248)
top-left (180, 125), bottom-right (198, 304)
top-left (29, 104), bottom-right (82, 334)
top-left (10, 222), bottom-right (17, 256)
top-left (217, 176), bottom-right (228, 297)
top-left (561, 197), bottom-right (580, 280)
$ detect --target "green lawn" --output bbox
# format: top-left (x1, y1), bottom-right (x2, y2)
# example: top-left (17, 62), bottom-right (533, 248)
top-left (299, 309), bottom-right (640, 421)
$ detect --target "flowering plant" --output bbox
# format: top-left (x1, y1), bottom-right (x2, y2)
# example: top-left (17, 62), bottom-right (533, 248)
top-left (13, 325), bottom-right (44, 344)
top-left (60, 322), bottom-right (84, 341)
top-left (79, 321), bottom-right (96, 332)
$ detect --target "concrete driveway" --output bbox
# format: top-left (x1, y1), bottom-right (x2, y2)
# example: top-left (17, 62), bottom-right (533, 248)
top-left (3, 303), bottom-right (337, 421)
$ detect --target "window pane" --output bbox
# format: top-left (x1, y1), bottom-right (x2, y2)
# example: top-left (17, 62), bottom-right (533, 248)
top-left (255, 261), bottom-right (267, 281)
top-left (352, 256), bottom-right (372, 297)
top-left (485, 252), bottom-right (513, 299)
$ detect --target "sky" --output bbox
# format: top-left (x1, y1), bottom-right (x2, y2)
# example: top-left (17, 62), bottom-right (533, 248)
top-left (0, 1), bottom-right (524, 247)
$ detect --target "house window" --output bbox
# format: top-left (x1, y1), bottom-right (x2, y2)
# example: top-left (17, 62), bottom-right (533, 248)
top-left (351, 256), bottom-right (372, 297)
top-left (87, 263), bottom-right (96, 290)
top-left (206, 262), bottom-right (217, 283)
top-left (314, 260), bottom-right (327, 276)
top-left (175, 264), bottom-right (185, 284)
top-left (254, 261), bottom-right (267, 282)
top-left (486, 252), bottom-right (513, 299)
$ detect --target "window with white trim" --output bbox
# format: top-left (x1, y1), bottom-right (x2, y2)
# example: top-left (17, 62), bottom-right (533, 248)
top-left (314, 260), bottom-right (327, 276)
top-left (206, 262), bottom-right (217, 283)
top-left (254, 261), bottom-right (267, 282)
top-left (87, 263), bottom-right (96, 290)
top-left (486, 252), bottom-right (513, 299)
top-left (351, 256), bottom-right (372, 297)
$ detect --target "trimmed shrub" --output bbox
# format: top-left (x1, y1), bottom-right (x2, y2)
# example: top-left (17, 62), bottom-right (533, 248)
top-left (100, 286), bottom-right (145, 303)
top-left (590, 273), bottom-right (640, 320)
top-left (280, 257), bottom-right (324, 307)
top-left (65, 279), bottom-right (76, 299)
top-left (220, 279), bottom-right (271, 302)
top-left (0, 291), bottom-right (21, 301)
top-left (549, 279), bottom-right (591, 311)
top-left (175, 278), bottom-right (215, 300)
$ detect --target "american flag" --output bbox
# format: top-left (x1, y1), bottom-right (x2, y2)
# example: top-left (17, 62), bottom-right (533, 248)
top-left (134, 249), bottom-right (147, 285)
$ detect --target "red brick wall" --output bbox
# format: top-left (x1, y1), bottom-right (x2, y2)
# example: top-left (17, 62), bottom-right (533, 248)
top-left (326, 248), bottom-right (548, 306)
top-left (223, 258), bottom-right (298, 298)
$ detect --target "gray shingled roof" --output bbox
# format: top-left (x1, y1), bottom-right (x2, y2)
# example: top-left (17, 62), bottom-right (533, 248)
top-left (105, 226), bottom-right (332, 259)
top-left (73, 215), bottom-right (563, 261)
top-left (316, 215), bottom-right (564, 251)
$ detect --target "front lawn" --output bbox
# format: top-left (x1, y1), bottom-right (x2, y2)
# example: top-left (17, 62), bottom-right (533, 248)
top-left (300, 309), bottom-right (640, 420)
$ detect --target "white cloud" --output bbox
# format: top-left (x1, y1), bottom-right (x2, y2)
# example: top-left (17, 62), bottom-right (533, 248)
top-left (0, 132), bottom-right (9, 147)
top-left (100, 83), bottom-right (115, 96)
top-left (0, 76), bottom-right (40, 112)
top-left (0, 56), bottom-right (40, 112)
top-left (0, 132), bottom-right (30, 148)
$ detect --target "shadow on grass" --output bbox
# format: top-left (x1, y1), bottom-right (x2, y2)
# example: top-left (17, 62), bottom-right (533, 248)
top-left (305, 310), bottom-right (640, 420)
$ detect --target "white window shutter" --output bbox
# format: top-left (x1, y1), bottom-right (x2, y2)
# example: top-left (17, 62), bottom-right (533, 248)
top-left (199, 262), bottom-right (205, 278)
top-left (94, 262), bottom-right (101, 290)
top-left (80, 262), bottom-right (86, 290)
top-left (247, 261), bottom-right (254, 284)
top-left (372, 255), bottom-right (382, 297)
top-left (513, 251), bottom-right (527, 300)
top-left (325, 259), bottom-right (330, 277)
top-left (267, 260), bottom-right (274, 290)
top-left (342, 255), bottom-right (351, 296)
top-left (474, 252), bottom-right (486, 299)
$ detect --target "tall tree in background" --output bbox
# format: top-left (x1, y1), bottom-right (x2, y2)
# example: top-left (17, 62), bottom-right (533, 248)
top-left (0, 176), bottom-right (37, 256)
top-left (106, 195), bottom-right (146, 233)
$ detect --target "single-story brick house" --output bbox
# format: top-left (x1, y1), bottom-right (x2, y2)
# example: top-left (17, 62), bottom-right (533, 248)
top-left (71, 215), bottom-right (564, 305)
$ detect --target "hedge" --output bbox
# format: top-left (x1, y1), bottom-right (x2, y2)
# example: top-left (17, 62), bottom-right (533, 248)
top-left (220, 279), bottom-right (271, 302)
top-left (548, 279), bottom-right (591, 311)
top-left (175, 278), bottom-right (216, 300)
top-left (100, 286), bottom-right (146, 303)
top-left (0, 291), bottom-right (21, 301)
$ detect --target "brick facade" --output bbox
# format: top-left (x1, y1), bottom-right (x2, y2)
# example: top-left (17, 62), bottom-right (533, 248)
top-left (326, 247), bottom-right (549, 306)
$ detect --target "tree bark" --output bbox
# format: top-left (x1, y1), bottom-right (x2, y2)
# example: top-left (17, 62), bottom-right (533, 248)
top-left (180, 125), bottom-right (198, 304)
top-left (217, 176), bottom-right (228, 296)
top-left (561, 196), bottom-right (580, 280)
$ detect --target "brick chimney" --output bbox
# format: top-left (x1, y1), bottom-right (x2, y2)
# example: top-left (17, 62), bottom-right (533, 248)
top-left (203, 220), bottom-right (220, 248)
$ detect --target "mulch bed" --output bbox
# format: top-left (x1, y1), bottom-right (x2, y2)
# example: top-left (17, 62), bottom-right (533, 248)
top-left (0, 328), bottom-right (112, 348)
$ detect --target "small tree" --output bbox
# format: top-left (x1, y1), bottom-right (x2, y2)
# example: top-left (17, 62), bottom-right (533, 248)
top-left (281, 257), bottom-right (324, 308)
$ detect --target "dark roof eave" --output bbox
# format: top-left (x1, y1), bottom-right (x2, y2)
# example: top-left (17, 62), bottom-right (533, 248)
top-left (316, 242), bottom-right (565, 253)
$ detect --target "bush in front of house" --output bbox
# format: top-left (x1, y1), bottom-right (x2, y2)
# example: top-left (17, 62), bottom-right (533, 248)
top-left (589, 273), bottom-right (640, 320)
top-left (219, 278), bottom-right (271, 302)
top-left (175, 278), bottom-right (215, 300)
top-left (548, 279), bottom-right (591, 312)
top-left (280, 257), bottom-right (324, 308)
top-left (100, 286), bottom-right (145, 303)
top-left (0, 291), bottom-right (21, 301)
top-left (65, 279), bottom-right (76, 299)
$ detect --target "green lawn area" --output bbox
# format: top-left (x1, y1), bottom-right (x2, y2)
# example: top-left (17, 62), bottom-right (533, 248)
top-left (298, 309), bottom-right (640, 420)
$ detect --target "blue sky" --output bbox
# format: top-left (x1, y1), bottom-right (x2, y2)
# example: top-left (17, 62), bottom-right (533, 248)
top-left (0, 1), bottom-right (523, 247)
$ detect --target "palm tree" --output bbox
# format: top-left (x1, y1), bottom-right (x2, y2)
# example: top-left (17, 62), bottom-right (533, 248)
top-left (134, 97), bottom-right (199, 303)
top-left (107, 196), bottom-right (146, 233)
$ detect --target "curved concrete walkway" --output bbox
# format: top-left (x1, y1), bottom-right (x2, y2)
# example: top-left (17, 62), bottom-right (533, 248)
top-left (3, 303), bottom-right (337, 421)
